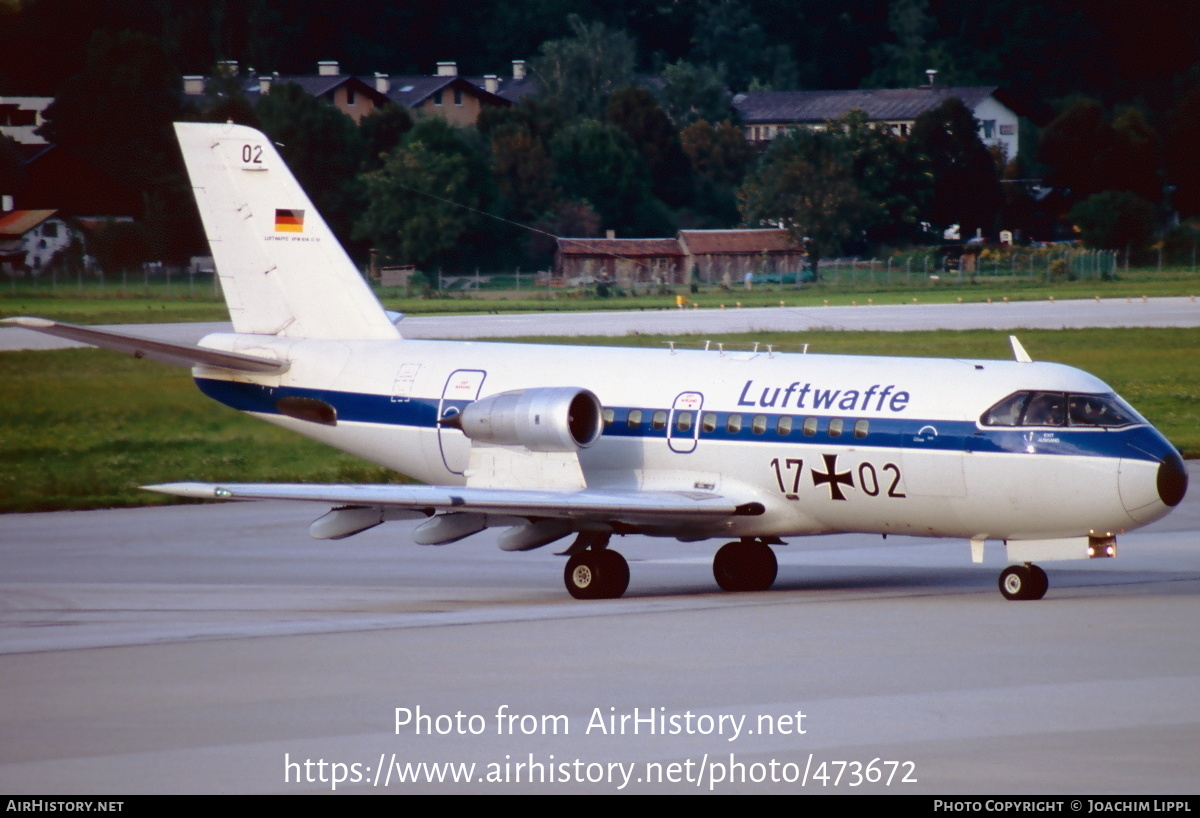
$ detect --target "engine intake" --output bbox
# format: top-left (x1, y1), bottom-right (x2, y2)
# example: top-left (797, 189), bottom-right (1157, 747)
top-left (450, 387), bottom-right (603, 452)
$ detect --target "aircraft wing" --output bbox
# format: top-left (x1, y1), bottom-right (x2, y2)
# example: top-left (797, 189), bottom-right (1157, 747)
top-left (143, 481), bottom-right (765, 524)
top-left (1, 317), bottom-right (288, 374)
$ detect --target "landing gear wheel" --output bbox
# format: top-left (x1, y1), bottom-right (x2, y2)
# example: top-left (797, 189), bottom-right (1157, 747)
top-left (1028, 564), bottom-right (1049, 599)
top-left (999, 564), bottom-right (1047, 600)
top-left (564, 549), bottom-right (629, 600)
top-left (713, 541), bottom-right (778, 592)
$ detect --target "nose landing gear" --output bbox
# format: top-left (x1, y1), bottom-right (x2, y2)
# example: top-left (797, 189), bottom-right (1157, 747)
top-left (999, 563), bottom-right (1048, 600)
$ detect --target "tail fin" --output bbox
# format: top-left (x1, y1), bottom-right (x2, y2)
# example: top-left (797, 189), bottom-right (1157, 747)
top-left (175, 122), bottom-right (399, 340)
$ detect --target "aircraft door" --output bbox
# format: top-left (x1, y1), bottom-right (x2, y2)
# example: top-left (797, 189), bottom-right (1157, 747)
top-left (437, 369), bottom-right (487, 475)
top-left (668, 391), bottom-right (703, 453)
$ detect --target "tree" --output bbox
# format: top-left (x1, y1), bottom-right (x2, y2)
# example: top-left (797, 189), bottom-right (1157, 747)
top-left (196, 61), bottom-right (259, 128)
top-left (88, 219), bottom-right (155, 272)
top-left (37, 30), bottom-right (184, 192)
top-left (659, 60), bottom-right (731, 127)
top-left (605, 87), bottom-right (692, 207)
top-left (359, 105), bottom-right (414, 171)
top-left (1107, 108), bottom-right (1161, 203)
top-left (255, 82), bottom-right (364, 245)
top-left (530, 14), bottom-right (636, 118)
top-left (1165, 83), bottom-right (1200, 218)
top-left (680, 119), bottom-right (752, 226)
top-left (863, 0), bottom-right (956, 88)
top-left (909, 97), bottom-right (1001, 238)
top-left (1069, 190), bottom-right (1155, 253)
top-left (738, 128), bottom-right (867, 278)
top-left (1038, 99), bottom-right (1161, 204)
top-left (550, 119), bottom-right (669, 235)
top-left (528, 198), bottom-right (601, 262)
top-left (680, 119), bottom-right (752, 188)
top-left (830, 110), bottom-right (930, 245)
top-left (355, 140), bottom-right (478, 269)
top-left (0, 133), bottom-right (24, 199)
top-left (691, 0), bottom-right (798, 92)
top-left (490, 128), bottom-right (561, 222)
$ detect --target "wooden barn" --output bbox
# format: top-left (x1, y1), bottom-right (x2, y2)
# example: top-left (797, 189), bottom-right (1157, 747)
top-left (555, 238), bottom-right (686, 286)
top-left (677, 229), bottom-right (806, 285)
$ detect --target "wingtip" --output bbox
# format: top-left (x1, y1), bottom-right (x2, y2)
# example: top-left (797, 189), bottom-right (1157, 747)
top-left (142, 482), bottom-right (228, 499)
top-left (1, 316), bottom-right (57, 328)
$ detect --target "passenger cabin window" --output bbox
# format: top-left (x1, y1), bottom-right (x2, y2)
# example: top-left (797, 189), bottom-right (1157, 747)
top-left (652, 410), bottom-right (668, 431)
top-left (802, 417), bottom-right (818, 436)
top-left (727, 414), bottom-right (743, 434)
top-left (776, 416), bottom-right (793, 435)
top-left (981, 391), bottom-right (1140, 428)
top-left (702, 412), bottom-right (717, 433)
top-left (626, 409), bottom-right (643, 429)
top-left (676, 411), bottom-right (693, 432)
top-left (751, 414), bottom-right (767, 434)
top-left (853, 419), bottom-right (869, 439)
top-left (602, 408), bottom-right (615, 428)
top-left (828, 418), bottom-right (844, 438)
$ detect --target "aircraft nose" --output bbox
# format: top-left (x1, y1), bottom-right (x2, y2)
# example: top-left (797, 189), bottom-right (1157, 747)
top-left (1158, 451), bottom-right (1188, 507)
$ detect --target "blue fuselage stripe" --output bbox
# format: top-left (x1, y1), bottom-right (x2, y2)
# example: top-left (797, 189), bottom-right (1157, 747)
top-left (195, 377), bottom-right (1168, 463)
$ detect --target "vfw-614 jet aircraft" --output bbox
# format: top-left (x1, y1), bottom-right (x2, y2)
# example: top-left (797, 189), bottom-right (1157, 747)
top-left (7, 123), bottom-right (1188, 601)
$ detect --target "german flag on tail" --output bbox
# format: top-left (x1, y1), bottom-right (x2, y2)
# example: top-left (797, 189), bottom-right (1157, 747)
top-left (274, 209), bottom-right (304, 233)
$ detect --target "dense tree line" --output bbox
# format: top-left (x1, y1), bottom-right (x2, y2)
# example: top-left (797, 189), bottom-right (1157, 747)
top-left (8, 0), bottom-right (1200, 268)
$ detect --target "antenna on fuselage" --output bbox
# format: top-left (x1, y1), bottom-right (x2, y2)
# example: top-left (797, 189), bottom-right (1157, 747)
top-left (1009, 335), bottom-right (1033, 363)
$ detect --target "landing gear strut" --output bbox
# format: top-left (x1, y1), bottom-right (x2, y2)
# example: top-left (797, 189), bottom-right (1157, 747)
top-left (563, 534), bottom-right (629, 600)
top-left (998, 563), bottom-right (1048, 600)
top-left (713, 539), bottom-right (778, 592)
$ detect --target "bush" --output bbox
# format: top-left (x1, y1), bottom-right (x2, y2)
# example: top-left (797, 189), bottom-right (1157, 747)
top-left (1069, 191), bottom-right (1156, 253)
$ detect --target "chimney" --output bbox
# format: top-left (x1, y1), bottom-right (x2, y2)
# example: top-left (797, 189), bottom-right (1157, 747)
top-left (259, 75), bottom-right (273, 95)
top-left (2, 195), bottom-right (13, 213)
top-left (217, 60), bottom-right (238, 77)
top-left (512, 60), bottom-right (526, 80)
top-left (484, 74), bottom-right (499, 94)
top-left (436, 61), bottom-right (458, 77)
top-left (318, 60), bottom-right (340, 76)
top-left (924, 69), bottom-right (938, 87)
top-left (183, 75), bottom-right (205, 95)
top-left (605, 229), bottom-right (615, 240)
top-left (374, 72), bottom-right (390, 94)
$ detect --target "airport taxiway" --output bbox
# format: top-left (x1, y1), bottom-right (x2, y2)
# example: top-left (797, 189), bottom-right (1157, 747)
top-left (1, 465), bottom-right (1198, 794)
top-left (2, 298), bottom-right (1199, 794)
top-left (2, 295), bottom-right (1199, 351)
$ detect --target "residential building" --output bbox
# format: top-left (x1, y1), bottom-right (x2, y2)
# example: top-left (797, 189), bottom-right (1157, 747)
top-left (184, 60), bottom-right (514, 127)
top-left (733, 84), bottom-right (1022, 160)
top-left (0, 208), bottom-right (76, 274)
top-left (0, 97), bottom-right (52, 146)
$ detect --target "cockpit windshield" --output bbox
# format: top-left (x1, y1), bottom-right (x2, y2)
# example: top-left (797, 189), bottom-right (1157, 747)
top-left (981, 391), bottom-right (1142, 428)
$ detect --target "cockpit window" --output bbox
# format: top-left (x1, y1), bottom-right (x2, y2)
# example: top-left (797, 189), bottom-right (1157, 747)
top-left (982, 392), bottom-right (1029, 426)
top-left (1024, 392), bottom-right (1065, 426)
top-left (981, 391), bottom-right (1141, 428)
top-left (1066, 394), bottom-right (1140, 427)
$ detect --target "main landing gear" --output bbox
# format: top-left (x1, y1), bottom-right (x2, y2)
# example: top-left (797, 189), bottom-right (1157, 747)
top-left (998, 563), bottom-right (1048, 601)
top-left (564, 533), bottom-right (630, 600)
top-left (713, 539), bottom-right (778, 593)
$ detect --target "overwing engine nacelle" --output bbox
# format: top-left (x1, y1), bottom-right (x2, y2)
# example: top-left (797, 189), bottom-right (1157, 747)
top-left (446, 387), bottom-right (604, 452)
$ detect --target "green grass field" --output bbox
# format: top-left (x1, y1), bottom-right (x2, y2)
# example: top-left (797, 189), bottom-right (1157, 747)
top-left (2, 267), bottom-right (1199, 325)
top-left (2, 327), bottom-right (1196, 514)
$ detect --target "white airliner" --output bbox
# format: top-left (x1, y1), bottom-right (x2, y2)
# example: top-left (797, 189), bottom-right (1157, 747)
top-left (6, 123), bottom-right (1188, 601)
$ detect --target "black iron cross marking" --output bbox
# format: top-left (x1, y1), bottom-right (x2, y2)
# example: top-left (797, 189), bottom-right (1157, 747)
top-left (812, 453), bottom-right (854, 500)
